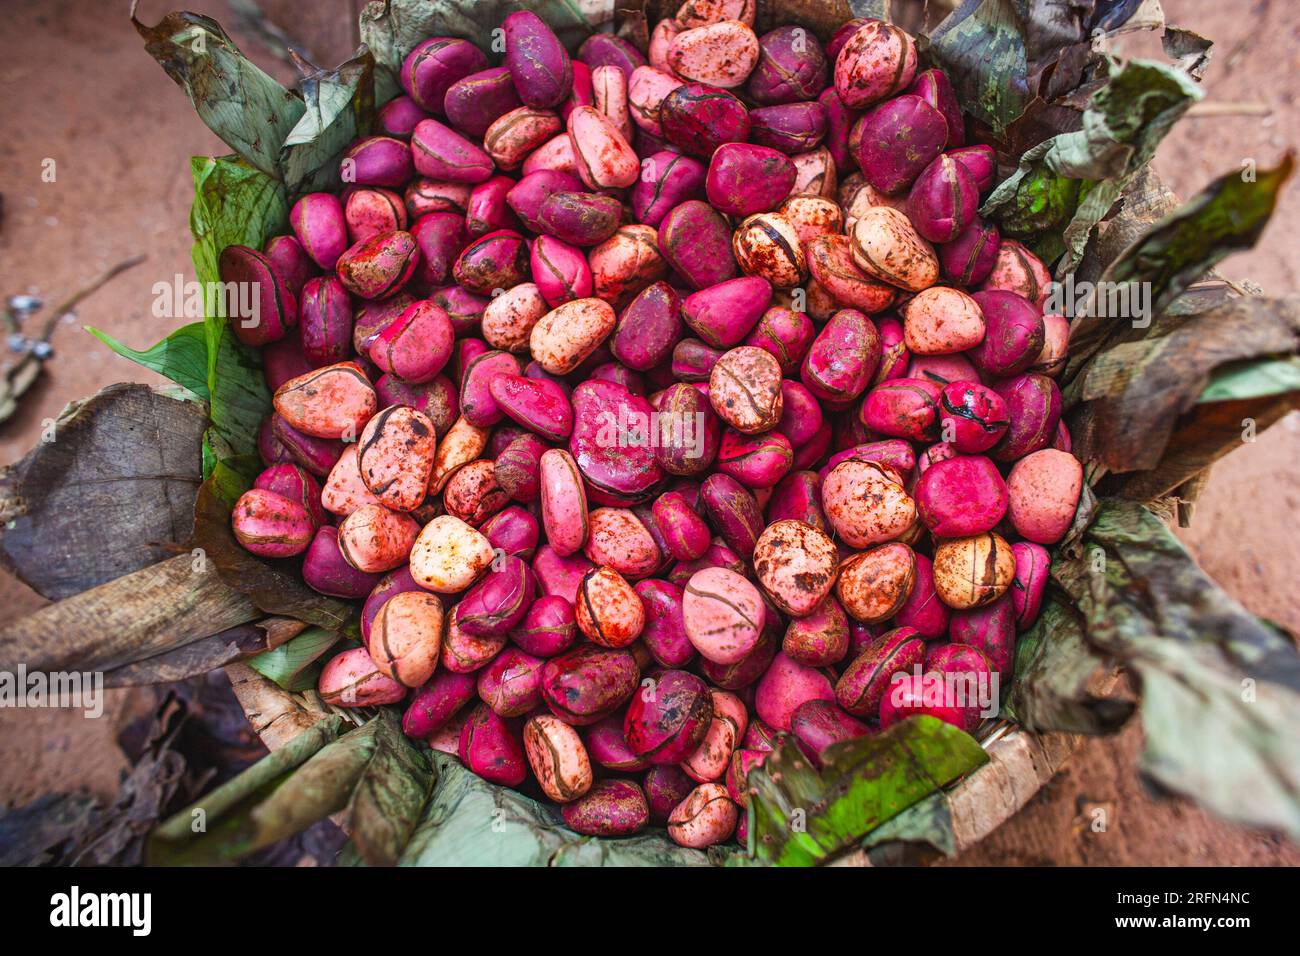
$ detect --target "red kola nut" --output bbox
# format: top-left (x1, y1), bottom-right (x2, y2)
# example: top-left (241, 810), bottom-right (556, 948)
top-left (575, 565), bottom-right (645, 647)
top-left (530, 298), bottom-right (617, 375)
top-left (822, 459), bottom-right (915, 548)
top-left (939, 381), bottom-right (1009, 453)
top-left (452, 229), bottom-right (529, 296)
top-left (658, 199), bottom-right (739, 290)
top-left (668, 20), bottom-right (761, 89)
top-left (409, 514), bottom-right (495, 592)
top-left (299, 276), bottom-right (353, 367)
top-left (749, 102), bottom-right (827, 153)
top-left (1011, 541), bottom-right (1050, 630)
top-left (682, 567), bottom-right (766, 664)
top-left (835, 542), bottom-right (917, 623)
top-left (459, 705), bottom-right (526, 786)
top-left (539, 448), bottom-right (589, 557)
top-left (716, 429), bottom-right (792, 488)
top-left (511, 594), bottom-right (577, 658)
top-left (668, 782), bottom-right (738, 848)
top-left (790, 700), bottom-right (871, 768)
top-left (610, 281), bottom-right (683, 371)
top-left (804, 235), bottom-right (898, 313)
top-left (853, 95), bottom-right (947, 195)
top-left (801, 308), bottom-right (882, 409)
top-left (752, 519), bottom-right (838, 617)
top-left (441, 608), bottom-right (507, 673)
top-left (655, 383), bottom-right (722, 476)
top-left (682, 689), bottom-right (749, 783)
top-left (540, 644), bottom-right (639, 725)
top-left (746, 307), bottom-right (816, 376)
top-left (748, 24), bottom-right (828, 105)
top-left (913, 455), bottom-right (1008, 537)
top-left (589, 225), bottom-right (668, 306)
top-left (833, 18), bottom-right (917, 108)
top-left (217, 245), bottom-right (298, 348)
top-left (370, 300), bottom-right (454, 384)
top-left (948, 597), bottom-right (1017, 679)
top-left (344, 188), bottom-right (407, 245)
top-left (369, 590), bottom-right (445, 688)
top-left (872, 316), bottom-right (910, 386)
top-left (231, 488), bottom-right (314, 558)
top-left (477, 647), bottom-right (545, 717)
top-left (778, 196), bottom-right (843, 247)
top-left (255, 463), bottom-right (324, 529)
top-left (484, 106), bottom-right (562, 170)
top-left (834, 626), bottom-right (925, 716)
top-left (636, 578), bottom-right (696, 668)
top-left (849, 207), bottom-right (939, 292)
top-left (357, 405), bottom-right (438, 512)
top-left (783, 596), bottom-right (850, 667)
top-left (336, 230), bottom-right (420, 300)
top-left (443, 459), bottom-right (509, 527)
top-left (319, 646), bottom-right (406, 707)
top-left (585, 508), bottom-right (661, 579)
top-left (482, 283), bottom-right (548, 353)
top-left (894, 552), bottom-right (950, 639)
top-left (653, 491), bottom-right (712, 562)
top-left (860, 377), bottom-right (943, 442)
top-left (624, 669), bottom-right (714, 764)
top-left (563, 780), bottom-right (650, 836)
top-left (273, 362), bottom-right (376, 440)
top-left (901, 287), bottom-right (985, 355)
top-left (754, 650), bottom-right (835, 731)
top-left (940, 217), bottom-right (1001, 286)
top-left (290, 192), bottom-right (349, 270)
top-left (708, 346), bottom-right (784, 434)
top-left (405, 178), bottom-right (473, 218)
top-left (490, 375), bottom-right (573, 441)
top-left (1006, 448), bottom-right (1083, 545)
top-left (402, 669), bottom-right (476, 740)
top-left (337, 503), bottom-right (421, 573)
top-left (932, 532), bottom-right (1015, 609)
top-left (661, 83), bottom-right (751, 159)
top-left (732, 213), bottom-right (807, 288)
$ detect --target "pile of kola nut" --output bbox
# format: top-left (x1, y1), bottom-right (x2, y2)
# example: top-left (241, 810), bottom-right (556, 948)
top-left (221, 2), bottom-right (1081, 849)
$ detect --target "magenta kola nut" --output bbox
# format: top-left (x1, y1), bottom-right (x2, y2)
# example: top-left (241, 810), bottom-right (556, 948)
top-left (623, 669), bottom-right (714, 764)
top-left (503, 10), bottom-right (574, 109)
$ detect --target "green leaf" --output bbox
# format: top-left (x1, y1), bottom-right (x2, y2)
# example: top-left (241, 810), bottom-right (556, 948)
top-left (746, 717), bottom-right (989, 866)
top-left (345, 712), bottom-right (434, 866)
top-left (85, 323), bottom-right (210, 401)
top-left (1051, 499), bottom-right (1300, 838)
top-left (247, 627), bottom-right (342, 691)
top-left (398, 752), bottom-right (713, 866)
top-left (133, 10), bottom-right (305, 179)
top-left (1198, 356), bottom-right (1300, 403)
top-left (925, 0), bottom-right (1030, 138)
top-left (280, 48), bottom-right (377, 196)
top-left (859, 792), bottom-right (956, 865)
top-left (982, 60), bottom-right (1204, 273)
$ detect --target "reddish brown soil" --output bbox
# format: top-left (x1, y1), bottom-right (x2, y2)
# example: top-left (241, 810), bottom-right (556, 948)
top-left (0, 0), bottom-right (1296, 864)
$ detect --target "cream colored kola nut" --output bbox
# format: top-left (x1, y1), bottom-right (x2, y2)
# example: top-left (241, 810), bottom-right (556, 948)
top-left (409, 514), bottom-right (495, 593)
top-left (789, 146), bottom-right (837, 199)
top-left (932, 532), bottom-right (1015, 609)
top-left (482, 282), bottom-right (548, 353)
top-left (592, 65), bottom-right (633, 142)
top-left (835, 542), bottom-right (916, 624)
top-left (822, 459), bottom-right (916, 548)
top-left (708, 346), bottom-right (784, 434)
top-left (356, 405), bottom-right (438, 512)
top-left (901, 286), bottom-right (986, 355)
top-left (778, 196), bottom-right (843, 248)
top-left (368, 590), bottom-right (445, 688)
top-left (321, 444), bottom-right (382, 516)
top-left (752, 519), bottom-right (839, 617)
top-left (530, 297), bottom-right (617, 374)
top-left (568, 105), bottom-right (640, 190)
top-left (428, 415), bottom-right (490, 494)
top-left (668, 782), bottom-right (738, 848)
top-left (849, 207), bottom-right (939, 292)
top-left (667, 20), bottom-right (760, 89)
top-left (524, 714), bottom-right (593, 803)
top-left (732, 213), bottom-right (807, 289)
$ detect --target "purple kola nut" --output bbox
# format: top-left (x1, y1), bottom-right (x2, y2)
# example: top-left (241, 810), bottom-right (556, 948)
top-left (291, 192), bottom-right (349, 270)
top-left (489, 374), bottom-right (574, 442)
top-left (466, 175), bottom-right (524, 237)
top-left (632, 152), bottom-right (707, 229)
top-left (400, 37), bottom-right (488, 113)
top-left (635, 579), bottom-right (696, 668)
top-left (906, 69), bottom-right (964, 147)
top-left (914, 455), bottom-right (1008, 537)
top-left (587, 714), bottom-right (651, 772)
top-left (481, 504), bottom-right (540, 558)
top-left (705, 143), bottom-right (797, 217)
top-left (369, 300), bottom-right (454, 385)
top-left (681, 276), bottom-right (772, 349)
top-left (717, 430), bottom-right (793, 489)
top-left (335, 231), bottom-right (419, 300)
top-left (410, 118), bottom-right (495, 184)
top-left (754, 651), bottom-right (834, 732)
top-left (216, 245), bottom-right (297, 347)
top-left (992, 372), bottom-right (1062, 462)
top-left (834, 18), bottom-right (917, 108)
top-left (375, 95), bottom-right (430, 140)
top-left (801, 308), bottom-right (882, 410)
top-left (376, 373), bottom-right (458, 437)
top-left (303, 525), bottom-right (384, 598)
top-left (477, 647), bottom-right (546, 717)
top-left (671, 338), bottom-right (724, 382)
top-left (541, 644), bottom-right (640, 725)
top-left (530, 235), bottom-right (593, 308)
top-left (272, 415), bottom-right (344, 477)
top-left (659, 83), bottom-right (751, 159)
top-left (451, 229), bottom-right (530, 295)
top-left (940, 381), bottom-right (1011, 454)
top-left (428, 285), bottom-right (489, 337)
top-left (231, 488), bottom-right (313, 558)
top-left (254, 462), bottom-right (324, 528)
top-left (644, 765), bottom-right (696, 824)
top-left (654, 382), bottom-right (721, 476)
top-left (564, 779), bottom-right (650, 837)
top-left (511, 593), bottom-right (576, 658)
top-left (652, 493), bottom-right (712, 562)
top-left (834, 625), bottom-right (925, 717)
top-left (444, 66), bottom-right (523, 138)
top-left (579, 33), bottom-right (647, 78)
top-left (893, 552), bottom-right (950, 640)
top-left (536, 191), bottom-right (623, 247)
top-left (507, 170), bottom-right (584, 233)
top-left (940, 216), bottom-right (1001, 286)
top-left (777, 380), bottom-right (824, 448)
top-left (623, 669), bottom-right (714, 764)
top-left (767, 470), bottom-right (827, 531)
top-left (340, 136), bottom-right (413, 189)
top-left (748, 24), bottom-right (828, 105)
top-left (949, 144), bottom-right (997, 195)
top-left (822, 439), bottom-right (916, 480)
top-left (263, 234), bottom-right (314, 299)
top-left (403, 670), bottom-right (478, 740)
top-left (783, 594), bottom-right (849, 668)
top-left (860, 377), bottom-right (943, 442)
top-left (361, 566), bottom-right (423, 647)
top-left (460, 350), bottom-right (522, 427)
top-left (745, 306), bottom-right (815, 376)
top-left (610, 281), bottom-right (683, 372)
top-left (457, 554), bottom-right (536, 638)
top-left (459, 704), bottom-right (527, 786)
top-left (748, 102), bottom-right (828, 154)
top-left (503, 10), bottom-right (573, 109)
top-left (569, 379), bottom-right (665, 505)
top-left (657, 200), bottom-right (738, 290)
top-left (968, 290), bottom-right (1046, 378)
top-left (854, 95), bottom-right (948, 196)
top-left (790, 699), bottom-right (871, 768)
top-left (908, 154), bottom-right (979, 244)
top-left (950, 595), bottom-right (1017, 679)
top-left (871, 316), bottom-right (910, 386)
top-left (818, 88), bottom-right (859, 172)
top-left (699, 473), bottom-right (765, 559)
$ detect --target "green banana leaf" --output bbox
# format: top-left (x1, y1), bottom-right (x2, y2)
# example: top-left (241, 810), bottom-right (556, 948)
top-left (247, 626), bottom-right (343, 691)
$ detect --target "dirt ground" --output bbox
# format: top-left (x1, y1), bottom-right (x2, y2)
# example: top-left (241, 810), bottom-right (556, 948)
top-left (0, 0), bottom-right (1297, 865)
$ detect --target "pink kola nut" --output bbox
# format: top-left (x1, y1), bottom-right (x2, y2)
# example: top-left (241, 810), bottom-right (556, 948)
top-left (411, 118), bottom-right (495, 183)
top-left (476, 647), bottom-right (545, 717)
top-left (341, 136), bottom-right (415, 189)
top-left (531, 235), bottom-right (594, 308)
top-left (1011, 541), bottom-right (1050, 630)
top-left (835, 542), bottom-right (917, 623)
top-left (273, 362), bottom-right (377, 440)
top-left (344, 187), bottom-right (408, 245)
top-left (682, 567), bottom-right (766, 664)
top-left (1007, 448), bottom-right (1083, 544)
top-left (940, 217), bottom-right (1001, 286)
top-left (468, 176), bottom-right (523, 245)
top-left (567, 380), bottom-right (665, 505)
top-left (489, 374), bottom-right (573, 442)
top-left (321, 445), bottom-right (383, 516)
top-left (356, 406), bottom-right (438, 513)
top-left (628, 66), bottom-right (685, 137)
top-left (584, 509), bottom-right (661, 579)
top-left (705, 143), bottom-right (797, 217)
top-left (893, 552), bottom-right (950, 640)
top-left (822, 458), bottom-right (915, 548)
top-left (717, 429), bottom-right (792, 488)
top-left (592, 64), bottom-right (633, 142)
top-left (459, 349), bottom-right (522, 427)
top-left (530, 298), bottom-right (617, 374)
top-left (460, 705), bottom-right (527, 786)
top-left (778, 196), bottom-right (843, 248)
top-left (291, 193), bottom-right (349, 270)
top-left (800, 308), bottom-right (881, 408)
top-left (901, 287), bottom-right (985, 355)
top-left (299, 276), bottom-right (353, 367)
top-left (319, 646), bottom-right (406, 707)
top-left (337, 503), bottom-right (420, 573)
top-left (754, 651), bottom-right (835, 731)
top-left (441, 609), bottom-right (507, 672)
top-left (567, 105), bottom-right (640, 190)
top-left (668, 20), bottom-right (761, 89)
top-left (708, 346), bottom-right (784, 434)
top-left (749, 309), bottom-right (816, 378)
top-left (922, 643), bottom-right (996, 730)
top-left (611, 282), bottom-right (683, 371)
top-left (369, 300), bottom-right (454, 384)
top-left (752, 519), bottom-right (838, 617)
top-left (833, 18), bottom-right (917, 108)
top-left (804, 234), bottom-right (898, 313)
top-left (231, 488), bottom-right (313, 558)
top-left (406, 178), bottom-right (474, 218)
top-left (913, 455), bottom-right (1008, 537)
top-left (368, 590), bottom-right (445, 688)
top-left (860, 377), bottom-right (942, 442)
top-left (539, 448), bottom-right (589, 557)
top-left (682, 689), bottom-right (748, 782)
top-left (668, 782), bottom-right (738, 848)
top-left (254, 462), bottom-right (324, 528)
top-left (563, 779), bottom-right (650, 836)
top-left (939, 381), bottom-right (1009, 453)
top-left (979, 238), bottom-right (1051, 307)
top-left (402, 669), bottom-right (477, 740)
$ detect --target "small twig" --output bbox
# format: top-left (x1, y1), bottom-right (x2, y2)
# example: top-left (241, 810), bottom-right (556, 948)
top-left (33, 254), bottom-right (146, 343)
top-left (1185, 102), bottom-right (1272, 119)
